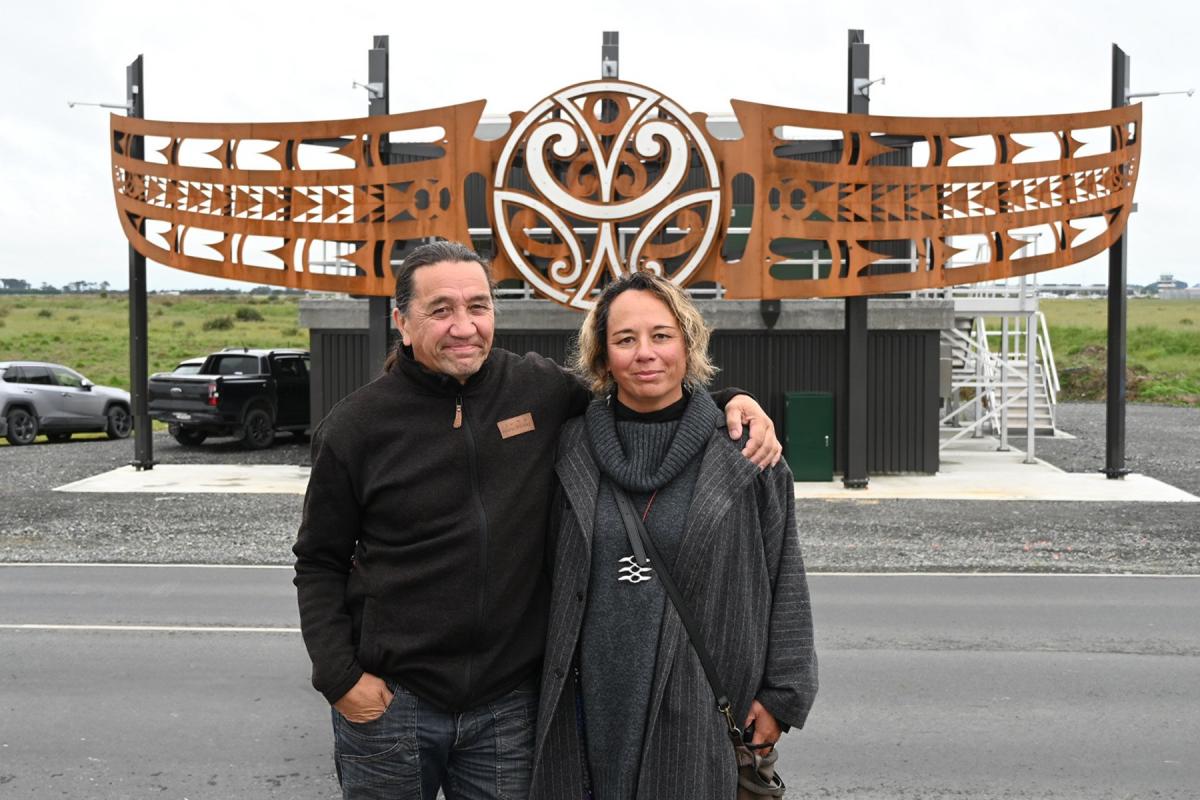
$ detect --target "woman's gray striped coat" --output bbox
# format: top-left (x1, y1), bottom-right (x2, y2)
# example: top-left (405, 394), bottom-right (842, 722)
top-left (530, 418), bottom-right (818, 800)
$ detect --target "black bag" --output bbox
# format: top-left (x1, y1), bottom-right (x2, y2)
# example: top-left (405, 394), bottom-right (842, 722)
top-left (612, 488), bottom-right (786, 798)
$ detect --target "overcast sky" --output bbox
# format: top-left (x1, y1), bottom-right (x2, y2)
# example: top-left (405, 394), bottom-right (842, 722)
top-left (1, 0), bottom-right (1196, 291)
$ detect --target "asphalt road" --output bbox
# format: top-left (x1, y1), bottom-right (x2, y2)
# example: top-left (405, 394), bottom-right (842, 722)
top-left (2, 566), bottom-right (1197, 799)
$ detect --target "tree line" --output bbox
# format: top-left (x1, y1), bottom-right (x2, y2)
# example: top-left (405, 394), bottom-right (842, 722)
top-left (0, 278), bottom-right (304, 296)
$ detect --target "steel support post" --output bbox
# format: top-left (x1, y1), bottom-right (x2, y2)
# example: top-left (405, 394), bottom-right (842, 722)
top-left (366, 36), bottom-right (391, 375)
top-left (842, 29), bottom-right (870, 489)
top-left (1025, 313), bottom-right (1037, 463)
top-left (1105, 44), bottom-right (1130, 479)
top-left (126, 55), bottom-right (154, 470)
top-left (999, 316), bottom-right (1010, 450)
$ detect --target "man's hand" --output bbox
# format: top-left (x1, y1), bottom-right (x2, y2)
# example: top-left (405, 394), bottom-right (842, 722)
top-left (743, 699), bottom-right (782, 754)
top-left (333, 672), bottom-right (394, 723)
top-left (724, 394), bottom-right (782, 469)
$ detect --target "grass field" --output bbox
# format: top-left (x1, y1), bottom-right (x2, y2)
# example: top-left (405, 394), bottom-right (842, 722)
top-left (2, 293), bottom-right (1197, 407)
top-left (0, 293), bottom-right (306, 392)
top-left (1040, 298), bottom-right (1200, 405)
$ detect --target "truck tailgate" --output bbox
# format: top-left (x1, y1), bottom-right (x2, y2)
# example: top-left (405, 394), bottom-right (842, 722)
top-left (147, 375), bottom-right (215, 416)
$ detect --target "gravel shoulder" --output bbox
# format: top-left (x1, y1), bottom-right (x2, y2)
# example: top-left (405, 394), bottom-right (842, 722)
top-left (1, 403), bottom-right (1196, 572)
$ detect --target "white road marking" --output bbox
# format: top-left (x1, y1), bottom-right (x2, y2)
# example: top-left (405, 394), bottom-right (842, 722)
top-left (2, 564), bottom-right (1197, 578)
top-left (0, 624), bottom-right (299, 633)
top-left (0, 562), bottom-right (291, 569)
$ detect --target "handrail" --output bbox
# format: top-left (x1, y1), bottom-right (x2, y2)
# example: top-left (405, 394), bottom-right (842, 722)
top-left (1036, 311), bottom-right (1060, 394)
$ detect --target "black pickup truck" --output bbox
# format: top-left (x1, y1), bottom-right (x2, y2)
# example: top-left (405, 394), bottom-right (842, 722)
top-left (148, 348), bottom-right (310, 449)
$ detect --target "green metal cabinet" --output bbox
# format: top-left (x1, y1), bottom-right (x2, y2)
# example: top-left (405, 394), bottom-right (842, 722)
top-left (785, 392), bottom-right (835, 481)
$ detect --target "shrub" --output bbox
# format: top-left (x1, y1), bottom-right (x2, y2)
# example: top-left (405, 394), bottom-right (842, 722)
top-left (235, 307), bottom-right (264, 322)
top-left (37, 309), bottom-right (52, 318)
top-left (202, 316), bottom-right (235, 331)
top-left (67, 314), bottom-right (80, 322)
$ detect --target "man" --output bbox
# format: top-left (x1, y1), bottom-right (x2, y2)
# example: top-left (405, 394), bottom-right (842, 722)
top-left (294, 241), bottom-right (780, 800)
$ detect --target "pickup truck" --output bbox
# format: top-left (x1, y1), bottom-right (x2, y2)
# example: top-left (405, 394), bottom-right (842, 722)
top-left (147, 348), bottom-right (310, 449)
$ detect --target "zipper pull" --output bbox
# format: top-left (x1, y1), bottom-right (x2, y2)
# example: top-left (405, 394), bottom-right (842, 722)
top-left (453, 395), bottom-right (463, 429)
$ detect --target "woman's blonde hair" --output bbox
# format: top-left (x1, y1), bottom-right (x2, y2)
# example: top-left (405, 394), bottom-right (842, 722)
top-left (573, 272), bottom-right (717, 395)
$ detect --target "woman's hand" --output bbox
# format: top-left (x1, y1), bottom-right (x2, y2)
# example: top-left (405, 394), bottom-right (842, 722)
top-left (743, 699), bottom-right (782, 753)
top-left (724, 395), bottom-right (782, 469)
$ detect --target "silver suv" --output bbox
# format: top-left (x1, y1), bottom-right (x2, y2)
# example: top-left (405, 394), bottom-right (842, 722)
top-left (0, 362), bottom-right (133, 446)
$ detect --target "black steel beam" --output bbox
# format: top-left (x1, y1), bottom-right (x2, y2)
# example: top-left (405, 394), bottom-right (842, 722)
top-left (366, 36), bottom-right (391, 379)
top-left (843, 30), bottom-right (870, 489)
top-left (1105, 44), bottom-right (1130, 479)
top-left (127, 55), bottom-right (154, 470)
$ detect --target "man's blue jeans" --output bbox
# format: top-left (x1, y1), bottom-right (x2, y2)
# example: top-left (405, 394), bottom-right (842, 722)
top-left (331, 678), bottom-right (537, 800)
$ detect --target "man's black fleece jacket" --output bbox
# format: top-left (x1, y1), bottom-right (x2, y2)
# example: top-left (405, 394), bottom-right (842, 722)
top-left (293, 348), bottom-right (588, 712)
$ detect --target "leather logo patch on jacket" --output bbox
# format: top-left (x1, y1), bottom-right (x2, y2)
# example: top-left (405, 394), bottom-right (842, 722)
top-left (497, 412), bottom-right (535, 439)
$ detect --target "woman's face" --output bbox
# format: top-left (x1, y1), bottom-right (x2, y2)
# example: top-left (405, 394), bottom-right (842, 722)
top-left (604, 289), bottom-right (687, 413)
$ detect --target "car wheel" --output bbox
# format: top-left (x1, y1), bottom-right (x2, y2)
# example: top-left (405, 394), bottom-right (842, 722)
top-left (242, 407), bottom-right (275, 450)
top-left (5, 408), bottom-right (38, 446)
top-left (46, 432), bottom-right (72, 443)
top-left (105, 405), bottom-right (133, 440)
top-left (171, 427), bottom-right (208, 446)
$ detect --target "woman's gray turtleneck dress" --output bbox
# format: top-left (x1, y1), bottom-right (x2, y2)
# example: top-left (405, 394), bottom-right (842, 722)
top-left (578, 389), bottom-right (722, 800)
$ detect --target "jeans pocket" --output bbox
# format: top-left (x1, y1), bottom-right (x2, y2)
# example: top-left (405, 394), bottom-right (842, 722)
top-left (332, 688), bottom-right (422, 796)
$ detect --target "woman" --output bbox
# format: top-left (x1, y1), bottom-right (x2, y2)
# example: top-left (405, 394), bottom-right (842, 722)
top-left (530, 273), bottom-right (818, 800)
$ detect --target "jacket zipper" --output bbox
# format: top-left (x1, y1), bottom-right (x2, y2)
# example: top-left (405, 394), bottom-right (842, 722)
top-left (458, 392), bottom-right (489, 701)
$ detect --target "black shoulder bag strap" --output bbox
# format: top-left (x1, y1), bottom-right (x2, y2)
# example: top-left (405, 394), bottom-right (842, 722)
top-left (612, 486), bottom-right (743, 743)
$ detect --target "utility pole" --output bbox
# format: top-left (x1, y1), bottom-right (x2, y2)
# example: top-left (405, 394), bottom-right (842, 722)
top-left (1105, 44), bottom-right (1130, 479)
top-left (842, 30), bottom-right (870, 489)
top-left (127, 55), bottom-right (154, 470)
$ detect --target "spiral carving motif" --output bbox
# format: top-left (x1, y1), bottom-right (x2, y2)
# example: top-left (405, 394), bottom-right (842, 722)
top-left (492, 81), bottom-right (722, 309)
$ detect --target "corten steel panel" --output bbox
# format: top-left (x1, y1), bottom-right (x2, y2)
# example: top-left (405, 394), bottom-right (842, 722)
top-left (496, 328), bottom-right (939, 473)
top-left (110, 80), bottom-right (1140, 307)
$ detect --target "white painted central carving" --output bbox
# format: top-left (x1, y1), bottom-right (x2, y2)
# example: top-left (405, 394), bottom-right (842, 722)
top-left (493, 81), bottom-right (722, 310)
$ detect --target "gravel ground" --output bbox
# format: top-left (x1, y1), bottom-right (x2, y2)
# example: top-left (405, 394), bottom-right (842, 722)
top-left (1, 403), bottom-right (1196, 572)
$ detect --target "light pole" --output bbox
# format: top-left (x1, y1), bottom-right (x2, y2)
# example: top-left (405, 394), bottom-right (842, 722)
top-left (70, 56), bottom-right (153, 469)
top-left (1105, 45), bottom-right (1193, 479)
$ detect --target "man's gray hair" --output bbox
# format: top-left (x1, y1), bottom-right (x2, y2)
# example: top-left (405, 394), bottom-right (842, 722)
top-left (393, 241), bottom-right (494, 315)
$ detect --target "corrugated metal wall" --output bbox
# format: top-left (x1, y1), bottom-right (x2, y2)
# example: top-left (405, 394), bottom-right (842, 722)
top-left (497, 328), bottom-right (940, 473)
top-left (310, 330), bottom-right (373, 425)
top-left (310, 327), bottom-right (939, 473)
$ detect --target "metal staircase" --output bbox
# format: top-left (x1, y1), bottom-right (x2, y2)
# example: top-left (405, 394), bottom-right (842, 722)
top-left (937, 281), bottom-right (1061, 447)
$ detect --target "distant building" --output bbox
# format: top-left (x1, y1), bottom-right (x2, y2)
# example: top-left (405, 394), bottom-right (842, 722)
top-left (1159, 287), bottom-right (1200, 300)
top-left (1148, 273), bottom-right (1189, 294)
top-left (1036, 283), bottom-right (1109, 298)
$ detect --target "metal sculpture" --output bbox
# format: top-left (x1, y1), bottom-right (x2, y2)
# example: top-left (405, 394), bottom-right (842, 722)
top-left (110, 79), bottom-right (1140, 309)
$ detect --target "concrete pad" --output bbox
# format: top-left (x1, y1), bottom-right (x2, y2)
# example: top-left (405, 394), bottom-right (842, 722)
top-left (53, 438), bottom-right (1198, 503)
top-left (55, 465), bottom-right (311, 495)
top-left (796, 439), bottom-right (1199, 503)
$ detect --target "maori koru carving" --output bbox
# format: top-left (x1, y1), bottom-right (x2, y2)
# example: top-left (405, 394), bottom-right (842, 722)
top-left (110, 79), bottom-right (1140, 309)
top-left (494, 82), bottom-right (721, 309)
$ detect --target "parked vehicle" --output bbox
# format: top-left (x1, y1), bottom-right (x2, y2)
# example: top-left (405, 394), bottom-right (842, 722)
top-left (147, 348), bottom-right (310, 450)
top-left (0, 361), bottom-right (133, 446)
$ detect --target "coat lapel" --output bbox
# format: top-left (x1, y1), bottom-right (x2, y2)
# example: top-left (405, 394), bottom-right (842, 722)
top-left (554, 421), bottom-right (600, 545)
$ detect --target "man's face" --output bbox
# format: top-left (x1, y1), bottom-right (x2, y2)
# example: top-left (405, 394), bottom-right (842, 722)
top-left (393, 260), bottom-right (495, 383)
